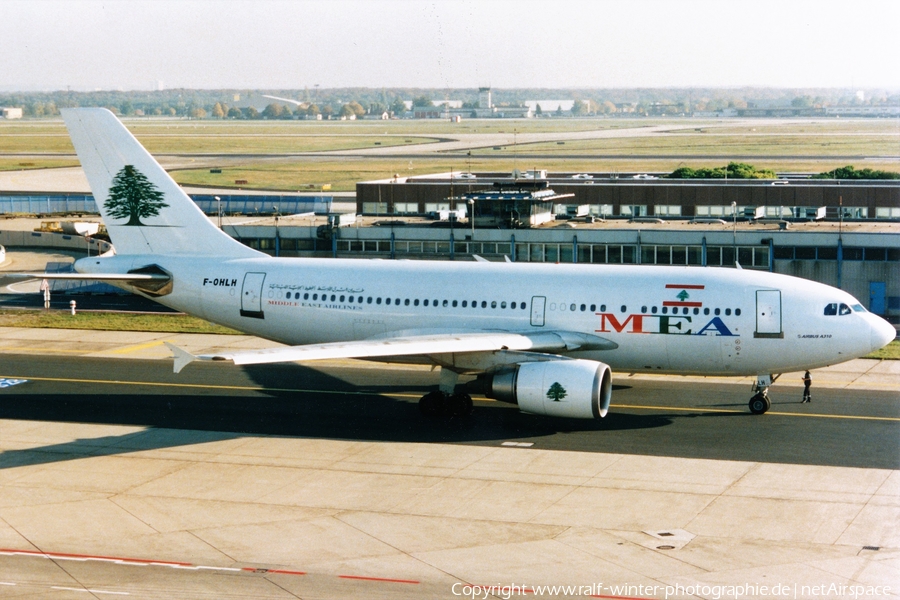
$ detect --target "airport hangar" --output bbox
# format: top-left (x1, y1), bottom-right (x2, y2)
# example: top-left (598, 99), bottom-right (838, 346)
top-left (1, 173), bottom-right (899, 330)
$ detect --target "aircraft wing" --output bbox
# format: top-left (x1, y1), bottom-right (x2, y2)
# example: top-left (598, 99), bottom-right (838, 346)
top-left (165, 330), bottom-right (617, 373)
top-left (0, 272), bottom-right (169, 282)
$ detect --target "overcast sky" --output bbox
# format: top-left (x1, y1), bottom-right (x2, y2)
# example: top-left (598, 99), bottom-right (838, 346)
top-left (2, 0), bottom-right (898, 91)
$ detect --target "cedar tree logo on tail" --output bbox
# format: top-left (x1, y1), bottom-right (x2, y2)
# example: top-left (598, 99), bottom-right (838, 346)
top-left (106, 165), bottom-right (168, 226)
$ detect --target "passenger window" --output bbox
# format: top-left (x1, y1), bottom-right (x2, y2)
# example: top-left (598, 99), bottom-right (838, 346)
top-left (714, 308), bottom-right (720, 316)
top-left (414, 299), bottom-right (419, 306)
top-left (481, 301), bottom-right (487, 308)
top-left (590, 304), bottom-right (596, 312)
top-left (304, 293), bottom-right (309, 300)
top-left (824, 303), bottom-right (837, 316)
top-left (620, 305), bottom-right (627, 313)
top-left (452, 300), bottom-right (458, 307)
top-left (693, 307), bottom-right (699, 315)
top-left (462, 300), bottom-right (467, 307)
top-left (423, 299), bottom-right (429, 307)
top-left (501, 301), bottom-right (507, 309)
top-left (491, 301), bottom-right (497, 309)
top-left (704, 308), bottom-right (710, 315)
top-left (735, 308), bottom-right (741, 316)
top-left (725, 308), bottom-right (731, 316)
top-left (839, 303), bottom-right (852, 315)
top-left (641, 306), bottom-right (647, 313)
top-left (570, 304), bottom-right (576, 311)
top-left (662, 306), bottom-right (668, 314)
top-left (651, 306), bottom-right (658, 314)
top-left (404, 299), bottom-right (410, 306)
top-left (443, 300), bottom-right (449, 308)
top-left (376, 298), bottom-right (382, 305)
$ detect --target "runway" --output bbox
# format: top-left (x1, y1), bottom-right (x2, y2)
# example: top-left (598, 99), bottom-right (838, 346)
top-left (0, 332), bottom-right (897, 599)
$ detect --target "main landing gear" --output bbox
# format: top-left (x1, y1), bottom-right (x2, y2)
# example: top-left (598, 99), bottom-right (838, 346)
top-left (418, 390), bottom-right (474, 418)
top-left (418, 367), bottom-right (474, 418)
top-left (748, 374), bottom-right (778, 414)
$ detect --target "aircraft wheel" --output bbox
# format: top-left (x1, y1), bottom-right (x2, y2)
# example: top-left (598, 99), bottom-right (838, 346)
top-left (749, 393), bottom-right (770, 415)
top-left (419, 391), bottom-right (445, 417)
top-left (446, 392), bottom-right (474, 418)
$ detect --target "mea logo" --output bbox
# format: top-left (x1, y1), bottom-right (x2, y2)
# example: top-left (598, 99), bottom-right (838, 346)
top-left (546, 382), bottom-right (567, 402)
top-left (106, 165), bottom-right (169, 226)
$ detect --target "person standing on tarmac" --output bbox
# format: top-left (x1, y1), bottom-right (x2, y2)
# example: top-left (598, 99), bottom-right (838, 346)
top-left (801, 370), bottom-right (812, 403)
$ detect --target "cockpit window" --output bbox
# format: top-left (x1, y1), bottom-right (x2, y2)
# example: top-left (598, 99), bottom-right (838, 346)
top-left (839, 303), bottom-right (852, 315)
top-left (851, 304), bottom-right (866, 313)
top-left (824, 303), bottom-right (837, 316)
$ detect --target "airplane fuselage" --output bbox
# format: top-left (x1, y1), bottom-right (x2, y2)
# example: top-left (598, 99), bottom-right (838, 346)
top-left (76, 254), bottom-right (886, 377)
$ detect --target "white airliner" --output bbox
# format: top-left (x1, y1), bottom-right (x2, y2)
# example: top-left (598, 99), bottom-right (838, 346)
top-left (42, 108), bottom-right (895, 418)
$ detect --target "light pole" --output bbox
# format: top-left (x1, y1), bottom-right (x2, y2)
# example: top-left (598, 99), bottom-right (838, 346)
top-left (731, 201), bottom-right (737, 253)
top-left (468, 198), bottom-right (475, 239)
top-left (215, 196), bottom-right (222, 229)
top-left (273, 205), bottom-right (279, 257)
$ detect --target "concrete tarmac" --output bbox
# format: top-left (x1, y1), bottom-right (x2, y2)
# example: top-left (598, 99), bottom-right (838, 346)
top-left (0, 328), bottom-right (897, 599)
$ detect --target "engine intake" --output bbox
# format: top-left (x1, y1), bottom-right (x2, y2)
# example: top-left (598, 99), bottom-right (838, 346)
top-left (485, 359), bottom-right (612, 419)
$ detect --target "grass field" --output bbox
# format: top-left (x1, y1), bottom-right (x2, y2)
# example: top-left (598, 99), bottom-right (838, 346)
top-left (0, 157), bottom-right (79, 171)
top-left (1, 116), bottom-right (897, 191)
top-left (0, 309), bottom-right (238, 334)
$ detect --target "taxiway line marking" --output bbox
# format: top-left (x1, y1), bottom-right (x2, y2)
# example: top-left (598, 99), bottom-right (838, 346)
top-left (109, 340), bottom-right (167, 355)
top-left (614, 404), bottom-right (900, 422)
top-left (2, 374), bottom-right (896, 421)
top-left (0, 374), bottom-right (360, 396)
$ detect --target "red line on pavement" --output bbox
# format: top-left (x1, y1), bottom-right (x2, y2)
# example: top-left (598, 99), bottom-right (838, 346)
top-left (270, 569), bottom-right (307, 576)
top-left (338, 574), bottom-right (420, 584)
top-left (0, 548), bottom-right (192, 566)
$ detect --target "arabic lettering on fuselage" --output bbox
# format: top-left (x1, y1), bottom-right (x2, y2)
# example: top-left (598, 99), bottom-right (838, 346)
top-left (268, 283), bottom-right (365, 294)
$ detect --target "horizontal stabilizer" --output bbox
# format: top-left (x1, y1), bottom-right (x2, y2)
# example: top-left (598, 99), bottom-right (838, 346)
top-left (1, 272), bottom-right (169, 282)
top-left (164, 342), bottom-right (197, 374)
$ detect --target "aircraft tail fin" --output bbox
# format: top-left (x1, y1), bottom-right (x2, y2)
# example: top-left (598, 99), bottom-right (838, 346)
top-left (62, 108), bottom-right (260, 258)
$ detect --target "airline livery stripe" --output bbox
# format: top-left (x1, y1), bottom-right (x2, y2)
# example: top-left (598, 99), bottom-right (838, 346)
top-left (665, 284), bottom-right (705, 289)
top-left (662, 301), bottom-right (702, 307)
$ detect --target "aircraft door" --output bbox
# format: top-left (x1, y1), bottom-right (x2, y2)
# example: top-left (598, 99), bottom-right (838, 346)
top-left (869, 282), bottom-right (886, 315)
top-left (530, 296), bottom-right (546, 327)
top-left (241, 272), bottom-right (266, 319)
top-left (755, 289), bottom-right (782, 338)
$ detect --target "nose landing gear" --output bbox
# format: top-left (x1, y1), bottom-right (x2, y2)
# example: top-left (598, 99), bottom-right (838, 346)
top-left (748, 374), bottom-right (778, 414)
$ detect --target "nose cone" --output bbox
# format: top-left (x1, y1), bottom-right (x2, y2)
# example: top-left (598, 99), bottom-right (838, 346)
top-left (870, 316), bottom-right (896, 352)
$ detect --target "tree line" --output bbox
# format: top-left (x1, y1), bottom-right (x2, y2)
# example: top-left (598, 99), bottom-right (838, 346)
top-left (2, 87), bottom-right (897, 119)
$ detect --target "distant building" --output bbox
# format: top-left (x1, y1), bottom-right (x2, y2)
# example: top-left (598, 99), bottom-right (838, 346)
top-left (525, 100), bottom-right (575, 114)
top-left (1, 107), bottom-right (23, 119)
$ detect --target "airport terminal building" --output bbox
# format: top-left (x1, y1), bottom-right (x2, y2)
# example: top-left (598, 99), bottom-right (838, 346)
top-left (2, 174), bottom-right (899, 326)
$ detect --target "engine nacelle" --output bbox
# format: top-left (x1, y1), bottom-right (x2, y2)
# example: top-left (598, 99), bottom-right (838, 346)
top-left (485, 359), bottom-right (612, 419)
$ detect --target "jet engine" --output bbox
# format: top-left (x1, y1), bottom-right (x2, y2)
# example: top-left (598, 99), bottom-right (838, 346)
top-left (484, 359), bottom-right (612, 419)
